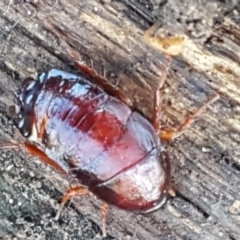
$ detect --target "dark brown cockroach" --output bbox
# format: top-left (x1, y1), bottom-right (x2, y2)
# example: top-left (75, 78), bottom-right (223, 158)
top-left (1, 23), bottom-right (219, 237)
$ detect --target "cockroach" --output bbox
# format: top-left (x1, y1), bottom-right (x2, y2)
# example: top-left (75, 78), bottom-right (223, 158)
top-left (1, 22), bottom-right (219, 237)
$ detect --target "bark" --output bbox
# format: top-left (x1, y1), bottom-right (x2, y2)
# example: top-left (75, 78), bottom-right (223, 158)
top-left (0, 1), bottom-right (239, 239)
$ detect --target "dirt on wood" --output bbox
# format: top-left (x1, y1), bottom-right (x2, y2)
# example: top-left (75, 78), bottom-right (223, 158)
top-left (0, 1), bottom-right (240, 240)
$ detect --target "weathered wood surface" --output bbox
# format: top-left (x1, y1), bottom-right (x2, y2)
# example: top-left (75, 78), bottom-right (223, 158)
top-left (0, 0), bottom-right (239, 239)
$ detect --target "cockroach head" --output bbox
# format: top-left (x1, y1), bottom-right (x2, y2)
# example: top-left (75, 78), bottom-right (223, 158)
top-left (14, 77), bottom-right (40, 138)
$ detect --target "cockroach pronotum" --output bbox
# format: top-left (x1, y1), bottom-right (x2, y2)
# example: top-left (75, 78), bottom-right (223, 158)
top-left (0, 22), bottom-right (219, 237)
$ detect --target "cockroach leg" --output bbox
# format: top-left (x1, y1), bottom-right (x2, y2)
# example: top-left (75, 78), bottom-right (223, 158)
top-left (0, 141), bottom-right (67, 174)
top-left (100, 203), bottom-right (108, 237)
top-left (55, 186), bottom-right (89, 221)
top-left (152, 54), bottom-right (219, 141)
top-left (153, 55), bottom-right (172, 135)
top-left (68, 48), bottom-right (133, 107)
top-left (159, 94), bottom-right (220, 141)
top-left (0, 141), bottom-right (19, 149)
top-left (24, 142), bottom-right (68, 174)
top-left (44, 20), bottom-right (133, 107)
top-left (55, 184), bottom-right (108, 237)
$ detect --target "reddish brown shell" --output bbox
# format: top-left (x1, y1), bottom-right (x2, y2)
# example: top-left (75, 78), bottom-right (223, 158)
top-left (16, 69), bottom-right (170, 212)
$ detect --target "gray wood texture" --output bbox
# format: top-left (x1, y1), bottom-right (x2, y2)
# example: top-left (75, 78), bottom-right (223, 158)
top-left (0, 1), bottom-right (239, 239)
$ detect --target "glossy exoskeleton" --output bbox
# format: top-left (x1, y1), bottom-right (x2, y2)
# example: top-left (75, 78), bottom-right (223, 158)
top-left (2, 22), bottom-right (219, 237)
top-left (16, 68), bottom-right (170, 212)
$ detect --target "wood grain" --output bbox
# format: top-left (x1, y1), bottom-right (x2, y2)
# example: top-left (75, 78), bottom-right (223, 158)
top-left (0, 1), bottom-right (239, 239)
